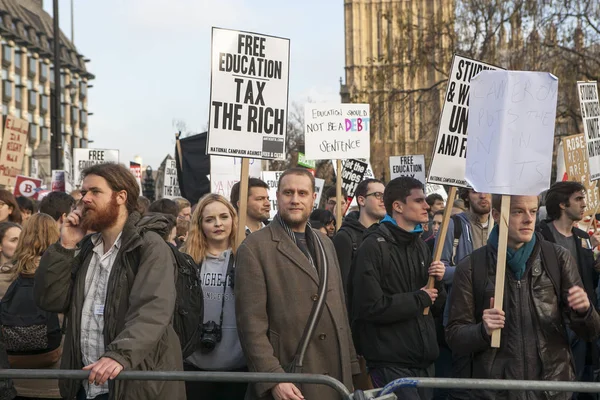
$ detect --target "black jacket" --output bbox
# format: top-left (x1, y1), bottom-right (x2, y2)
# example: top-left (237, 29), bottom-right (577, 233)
top-left (350, 221), bottom-right (446, 369)
top-left (446, 237), bottom-right (600, 400)
top-left (333, 217), bottom-right (368, 294)
top-left (538, 220), bottom-right (599, 309)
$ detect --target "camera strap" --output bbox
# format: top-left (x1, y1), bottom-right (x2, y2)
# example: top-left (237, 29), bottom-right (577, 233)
top-left (218, 251), bottom-right (235, 329)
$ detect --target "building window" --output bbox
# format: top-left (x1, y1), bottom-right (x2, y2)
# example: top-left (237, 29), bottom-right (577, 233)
top-left (3, 81), bottom-right (12, 101)
top-left (80, 82), bottom-right (87, 98)
top-left (81, 138), bottom-right (87, 147)
top-left (29, 123), bottom-right (38, 144)
top-left (14, 86), bottom-right (21, 105)
top-left (49, 66), bottom-right (54, 83)
top-left (1, 69), bottom-right (6, 80)
top-left (2, 46), bottom-right (11, 66)
top-left (71, 106), bottom-right (78, 124)
top-left (60, 104), bottom-right (64, 118)
top-left (40, 63), bottom-right (48, 81)
top-left (80, 110), bottom-right (87, 126)
top-left (28, 58), bottom-right (36, 77)
top-left (41, 95), bottom-right (48, 112)
top-left (72, 137), bottom-right (79, 148)
top-left (41, 127), bottom-right (48, 142)
top-left (28, 90), bottom-right (36, 108)
top-left (14, 51), bottom-right (21, 72)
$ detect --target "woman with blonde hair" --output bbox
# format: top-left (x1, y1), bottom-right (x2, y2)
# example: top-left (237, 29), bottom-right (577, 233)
top-left (181, 194), bottom-right (247, 400)
top-left (0, 213), bottom-right (62, 399)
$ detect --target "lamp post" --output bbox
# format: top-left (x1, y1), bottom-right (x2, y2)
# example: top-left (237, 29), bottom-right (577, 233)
top-left (143, 166), bottom-right (155, 201)
top-left (51, 0), bottom-right (62, 170)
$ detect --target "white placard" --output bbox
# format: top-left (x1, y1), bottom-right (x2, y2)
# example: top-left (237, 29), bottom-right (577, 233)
top-left (73, 148), bottom-right (120, 189)
top-left (261, 171), bottom-right (283, 220)
top-left (577, 82), bottom-right (600, 181)
top-left (465, 71), bottom-right (558, 195)
top-left (30, 158), bottom-right (40, 180)
top-left (389, 155), bottom-right (426, 183)
top-left (304, 104), bottom-right (370, 160)
top-left (314, 178), bottom-right (325, 209)
top-left (210, 155), bottom-right (262, 177)
top-left (207, 28), bottom-right (289, 160)
top-left (163, 159), bottom-right (181, 199)
top-left (428, 55), bottom-right (502, 187)
top-left (425, 184), bottom-right (448, 201)
top-left (63, 143), bottom-right (73, 193)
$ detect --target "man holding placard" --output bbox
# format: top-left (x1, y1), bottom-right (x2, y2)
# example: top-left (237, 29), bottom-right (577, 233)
top-left (446, 194), bottom-right (600, 399)
top-left (349, 177), bottom-right (446, 399)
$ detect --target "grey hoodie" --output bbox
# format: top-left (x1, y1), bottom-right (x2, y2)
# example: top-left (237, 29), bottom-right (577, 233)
top-left (187, 249), bottom-right (246, 370)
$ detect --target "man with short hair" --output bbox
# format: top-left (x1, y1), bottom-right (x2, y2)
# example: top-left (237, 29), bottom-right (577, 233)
top-left (35, 163), bottom-right (184, 400)
top-left (537, 181), bottom-right (600, 394)
top-left (350, 177), bottom-right (446, 399)
top-left (446, 194), bottom-right (600, 400)
top-left (426, 193), bottom-right (445, 217)
top-left (333, 178), bottom-right (386, 292)
top-left (39, 191), bottom-right (76, 230)
top-left (230, 178), bottom-right (271, 234)
top-left (16, 196), bottom-right (35, 222)
top-left (325, 186), bottom-right (349, 214)
top-left (235, 168), bottom-right (359, 400)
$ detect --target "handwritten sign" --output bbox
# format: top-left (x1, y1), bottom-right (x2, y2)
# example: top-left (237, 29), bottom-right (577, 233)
top-left (562, 134), bottom-right (600, 216)
top-left (0, 116), bottom-right (29, 187)
top-left (73, 148), bottom-right (120, 188)
top-left (304, 104), bottom-right (370, 160)
top-left (577, 82), bottom-right (600, 181)
top-left (465, 71), bottom-right (558, 195)
top-left (163, 159), bottom-right (181, 199)
top-left (389, 155), bottom-right (426, 183)
top-left (428, 55), bottom-right (502, 187)
top-left (207, 28), bottom-right (289, 160)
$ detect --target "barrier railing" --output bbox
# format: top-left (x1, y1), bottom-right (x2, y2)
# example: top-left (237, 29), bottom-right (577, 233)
top-left (1, 370), bottom-right (600, 399)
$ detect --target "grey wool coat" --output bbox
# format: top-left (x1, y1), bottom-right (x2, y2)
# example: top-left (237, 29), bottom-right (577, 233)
top-left (235, 217), bottom-right (360, 400)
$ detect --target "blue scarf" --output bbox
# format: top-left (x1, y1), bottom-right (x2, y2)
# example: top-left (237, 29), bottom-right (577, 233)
top-left (487, 225), bottom-right (536, 280)
top-left (381, 214), bottom-right (423, 233)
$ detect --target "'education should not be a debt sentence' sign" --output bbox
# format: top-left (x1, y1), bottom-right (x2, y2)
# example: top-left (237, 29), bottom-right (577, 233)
top-left (207, 27), bottom-right (290, 160)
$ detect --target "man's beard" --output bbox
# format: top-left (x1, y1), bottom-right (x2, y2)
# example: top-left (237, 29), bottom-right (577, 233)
top-left (82, 195), bottom-right (119, 232)
top-left (280, 209), bottom-right (309, 230)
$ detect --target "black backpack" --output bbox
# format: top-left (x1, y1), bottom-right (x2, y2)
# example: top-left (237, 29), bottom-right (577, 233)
top-left (77, 234), bottom-right (204, 359)
top-left (0, 275), bottom-right (61, 356)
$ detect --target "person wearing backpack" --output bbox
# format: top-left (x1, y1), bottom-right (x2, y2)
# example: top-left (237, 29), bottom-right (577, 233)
top-left (333, 179), bottom-right (386, 295)
top-left (34, 163), bottom-right (184, 400)
top-left (181, 193), bottom-right (246, 400)
top-left (538, 182), bottom-right (600, 399)
top-left (1, 213), bottom-right (61, 400)
top-left (350, 177), bottom-right (446, 400)
top-left (446, 194), bottom-right (600, 400)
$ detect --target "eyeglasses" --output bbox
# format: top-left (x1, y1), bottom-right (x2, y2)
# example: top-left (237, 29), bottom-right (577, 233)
top-left (365, 192), bottom-right (384, 200)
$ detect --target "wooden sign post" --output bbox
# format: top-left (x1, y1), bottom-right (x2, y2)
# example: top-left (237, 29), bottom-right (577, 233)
top-left (491, 195), bottom-right (511, 347)
top-left (336, 159), bottom-right (343, 232)
top-left (236, 159), bottom-right (250, 248)
top-left (423, 186), bottom-right (457, 315)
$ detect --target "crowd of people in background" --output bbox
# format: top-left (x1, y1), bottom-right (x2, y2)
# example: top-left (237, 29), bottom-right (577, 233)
top-left (0, 163), bottom-right (596, 400)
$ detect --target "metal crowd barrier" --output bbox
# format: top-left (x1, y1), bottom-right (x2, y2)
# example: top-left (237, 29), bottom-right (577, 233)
top-left (2, 370), bottom-right (600, 398)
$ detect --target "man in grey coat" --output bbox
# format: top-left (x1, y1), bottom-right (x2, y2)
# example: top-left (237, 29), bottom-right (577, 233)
top-left (236, 168), bottom-right (360, 400)
top-left (35, 163), bottom-right (184, 400)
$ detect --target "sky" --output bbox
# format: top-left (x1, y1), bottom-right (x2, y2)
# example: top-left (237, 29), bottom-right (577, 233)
top-left (44, 0), bottom-right (345, 169)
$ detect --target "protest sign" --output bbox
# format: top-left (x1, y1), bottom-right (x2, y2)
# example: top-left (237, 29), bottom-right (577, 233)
top-left (556, 139), bottom-right (567, 182)
top-left (298, 152), bottom-right (316, 169)
top-left (210, 155), bottom-right (262, 199)
top-left (51, 170), bottom-right (67, 192)
top-left (130, 162), bottom-right (143, 192)
top-left (425, 184), bottom-right (448, 201)
top-left (262, 171), bottom-right (283, 219)
top-left (163, 159), bottom-right (181, 199)
top-left (0, 116), bottom-right (28, 187)
top-left (562, 134), bottom-right (600, 217)
top-left (466, 70), bottom-right (558, 347)
top-left (304, 104), bottom-right (370, 160)
top-left (341, 159), bottom-right (368, 198)
top-left (389, 155), bottom-right (426, 183)
top-left (63, 143), bottom-right (73, 193)
top-left (73, 149), bottom-right (120, 188)
top-left (30, 158), bottom-right (40, 180)
top-left (13, 175), bottom-right (42, 199)
top-left (577, 82), bottom-right (600, 181)
top-left (314, 178), bottom-right (325, 209)
top-left (428, 55), bottom-right (502, 187)
top-left (207, 28), bottom-right (289, 160)
top-left (465, 71), bottom-right (558, 195)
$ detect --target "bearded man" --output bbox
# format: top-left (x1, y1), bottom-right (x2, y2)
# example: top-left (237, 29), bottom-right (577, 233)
top-left (35, 163), bottom-right (184, 400)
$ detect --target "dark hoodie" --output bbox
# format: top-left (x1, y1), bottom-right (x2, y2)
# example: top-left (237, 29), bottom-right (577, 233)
top-left (350, 220), bottom-right (446, 369)
top-left (333, 216), bottom-right (368, 295)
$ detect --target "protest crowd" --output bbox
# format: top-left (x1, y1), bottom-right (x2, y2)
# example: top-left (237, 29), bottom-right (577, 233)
top-left (0, 18), bottom-right (598, 400)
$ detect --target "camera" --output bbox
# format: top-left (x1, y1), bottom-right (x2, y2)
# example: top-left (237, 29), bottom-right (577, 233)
top-left (200, 321), bottom-right (222, 353)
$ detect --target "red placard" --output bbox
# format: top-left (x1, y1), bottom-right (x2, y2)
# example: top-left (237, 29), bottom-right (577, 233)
top-left (13, 175), bottom-right (42, 199)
